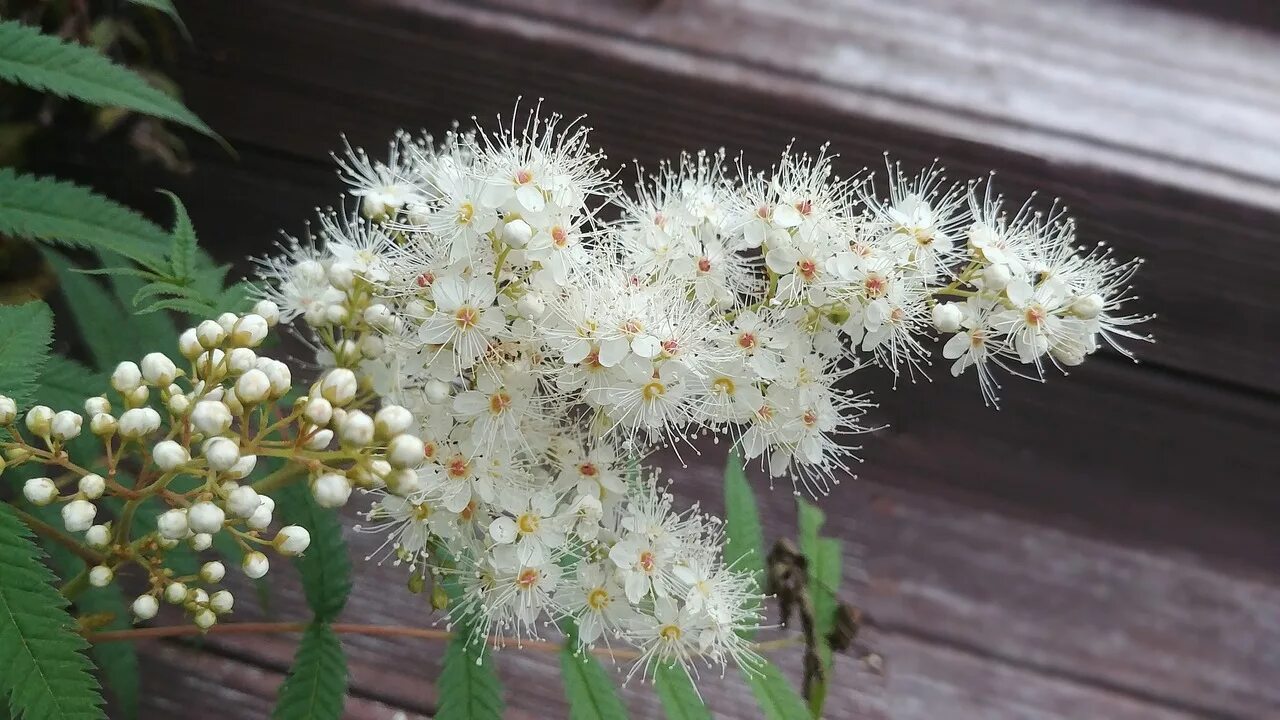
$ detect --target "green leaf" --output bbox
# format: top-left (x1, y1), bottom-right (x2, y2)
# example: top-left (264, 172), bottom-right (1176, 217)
top-left (0, 301), bottom-right (53, 408)
top-left (126, 0), bottom-right (189, 40)
top-left (740, 660), bottom-right (808, 720)
top-left (136, 297), bottom-right (216, 316)
top-left (796, 499), bottom-right (843, 717)
top-left (275, 483), bottom-right (351, 622)
top-left (0, 503), bottom-right (106, 720)
top-left (96, 251), bottom-right (179, 351)
top-left (0, 169), bottom-right (169, 272)
top-left (0, 20), bottom-right (213, 137)
top-left (560, 642), bottom-right (628, 720)
top-left (43, 251), bottom-right (138, 372)
top-left (722, 447), bottom-right (764, 636)
top-left (159, 191), bottom-right (196, 281)
top-left (655, 664), bottom-right (710, 720)
top-left (436, 619), bottom-right (504, 720)
top-left (270, 623), bottom-right (346, 720)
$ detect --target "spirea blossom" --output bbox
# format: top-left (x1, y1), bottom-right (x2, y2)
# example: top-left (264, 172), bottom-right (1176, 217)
top-left (255, 105), bottom-right (1150, 679)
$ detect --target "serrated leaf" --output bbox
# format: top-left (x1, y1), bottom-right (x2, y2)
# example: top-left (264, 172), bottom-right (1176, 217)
top-left (0, 503), bottom-right (107, 720)
top-left (159, 191), bottom-right (196, 281)
top-left (723, 447), bottom-right (764, 636)
top-left (0, 20), bottom-right (212, 137)
top-left (655, 664), bottom-right (709, 720)
top-left (0, 169), bottom-right (169, 272)
top-left (740, 660), bottom-right (808, 720)
top-left (126, 0), bottom-right (189, 40)
top-left (270, 623), bottom-right (346, 720)
top-left (131, 280), bottom-right (203, 307)
top-left (136, 297), bottom-right (215, 316)
top-left (0, 301), bottom-right (53, 408)
top-left (560, 639), bottom-right (628, 720)
top-left (275, 483), bottom-right (351, 622)
top-left (436, 619), bottom-right (504, 720)
top-left (96, 251), bottom-right (179, 351)
top-left (43, 251), bottom-right (138, 372)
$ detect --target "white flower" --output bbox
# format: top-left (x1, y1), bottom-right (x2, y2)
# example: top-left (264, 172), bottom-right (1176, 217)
top-left (416, 276), bottom-right (504, 370)
top-left (488, 490), bottom-right (569, 565)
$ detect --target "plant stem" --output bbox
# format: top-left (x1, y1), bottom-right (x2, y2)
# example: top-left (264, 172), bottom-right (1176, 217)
top-left (250, 463), bottom-right (306, 494)
top-left (12, 505), bottom-right (104, 565)
top-left (60, 568), bottom-right (90, 600)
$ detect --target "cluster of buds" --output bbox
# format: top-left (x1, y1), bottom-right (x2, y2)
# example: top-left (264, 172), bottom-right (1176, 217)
top-left (0, 307), bottom-right (404, 630)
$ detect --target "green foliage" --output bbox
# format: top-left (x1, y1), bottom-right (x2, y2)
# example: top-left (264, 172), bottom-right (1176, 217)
top-left (44, 251), bottom-right (146, 372)
top-left (722, 448), bottom-right (764, 635)
top-left (435, 621), bottom-right (504, 720)
top-left (275, 484), bottom-right (352, 622)
top-left (0, 20), bottom-right (213, 138)
top-left (0, 504), bottom-right (106, 720)
top-left (0, 169), bottom-right (169, 272)
top-left (270, 623), bottom-right (347, 720)
top-left (796, 499), bottom-right (843, 717)
top-left (740, 660), bottom-right (810, 720)
top-left (0, 301), bottom-right (54, 407)
top-left (126, 0), bottom-right (190, 40)
top-left (161, 190), bottom-right (197, 282)
top-left (559, 637), bottom-right (628, 720)
top-left (654, 664), bottom-right (710, 720)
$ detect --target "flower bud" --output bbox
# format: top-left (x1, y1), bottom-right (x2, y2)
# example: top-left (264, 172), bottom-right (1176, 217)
top-left (25, 405), bottom-right (53, 436)
top-left (424, 379), bottom-right (451, 405)
top-left (157, 508), bottom-right (189, 540)
top-left (90, 413), bottom-right (117, 437)
top-left (140, 352), bottom-right (178, 387)
top-left (164, 582), bottom-right (188, 604)
top-left (304, 398), bottom-right (333, 426)
top-left (1050, 342), bottom-right (1087, 367)
top-left (194, 608), bottom-right (217, 630)
top-left (226, 454), bottom-right (257, 480)
top-left (23, 477), bottom-right (57, 506)
top-left (197, 320), bottom-right (226, 349)
top-left (242, 552), bottom-right (270, 579)
top-left (253, 300), bottom-right (280, 326)
top-left (517, 291), bottom-right (546, 319)
top-left (152, 441), bottom-right (190, 472)
top-left (200, 561), bottom-right (226, 583)
top-left (338, 410), bottom-right (374, 448)
top-left (1071, 293), bottom-right (1104, 320)
top-left (363, 304), bottom-right (393, 331)
top-left (78, 473), bottom-right (105, 500)
top-left (319, 368), bottom-right (358, 406)
top-left (209, 590), bottom-right (234, 614)
top-left (386, 434), bottom-right (425, 469)
top-left (178, 328), bottom-right (202, 360)
top-left (358, 334), bottom-right (385, 359)
top-left (502, 218), bottom-right (533, 248)
top-left (304, 429), bottom-right (334, 451)
top-left (132, 594), bottom-right (159, 620)
top-left (118, 407), bottom-right (161, 439)
top-left (62, 499), bottom-right (96, 532)
top-left (83, 396), bottom-right (110, 416)
top-left (230, 314), bottom-right (269, 348)
top-left (374, 405), bottom-right (413, 439)
top-left (261, 360), bottom-right (291, 397)
top-left (110, 362), bottom-right (143, 393)
top-left (125, 385), bottom-right (150, 408)
top-left (187, 502), bottom-right (225, 534)
top-left (167, 395), bottom-right (191, 417)
top-left (88, 565), bottom-right (114, 587)
top-left (311, 473), bottom-right (352, 508)
top-left (385, 468), bottom-right (422, 496)
top-left (190, 532), bottom-right (213, 551)
top-left (273, 525), bottom-right (311, 556)
top-left (932, 302), bottom-right (963, 333)
top-left (191, 400), bottom-right (232, 436)
top-left (216, 312), bottom-right (239, 333)
top-left (235, 369), bottom-right (271, 405)
top-left (49, 410), bottom-right (82, 441)
top-left (204, 438), bottom-right (240, 471)
top-left (226, 486), bottom-right (262, 518)
top-left (328, 262), bottom-right (354, 290)
top-left (247, 495), bottom-right (275, 530)
top-left (983, 263), bottom-right (1012, 291)
top-left (226, 347), bottom-right (258, 375)
top-left (85, 524), bottom-right (111, 549)
top-left (0, 395), bottom-right (15, 425)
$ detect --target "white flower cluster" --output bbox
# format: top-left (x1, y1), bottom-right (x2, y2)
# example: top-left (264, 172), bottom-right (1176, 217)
top-left (1, 310), bottom-right (408, 630)
top-left (255, 107), bottom-right (1149, 676)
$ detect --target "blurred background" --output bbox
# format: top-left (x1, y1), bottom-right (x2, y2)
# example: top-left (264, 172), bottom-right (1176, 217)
top-left (8, 0), bottom-right (1279, 717)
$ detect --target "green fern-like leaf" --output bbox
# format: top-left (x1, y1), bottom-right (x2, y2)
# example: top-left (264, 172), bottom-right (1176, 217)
top-left (654, 664), bottom-right (710, 720)
top-left (159, 191), bottom-right (197, 281)
top-left (0, 20), bottom-right (212, 137)
top-left (270, 623), bottom-right (347, 720)
top-left (0, 170), bottom-right (169, 272)
top-left (0, 503), bottom-right (106, 720)
top-left (43, 251), bottom-right (141, 372)
top-left (126, 0), bottom-right (189, 40)
top-left (740, 660), bottom-right (809, 720)
top-left (96, 251), bottom-right (180, 351)
top-left (275, 484), bottom-right (351, 622)
top-left (722, 448), bottom-right (764, 636)
top-left (0, 301), bottom-right (54, 408)
top-left (436, 621), bottom-right (504, 720)
top-left (560, 641), bottom-right (628, 720)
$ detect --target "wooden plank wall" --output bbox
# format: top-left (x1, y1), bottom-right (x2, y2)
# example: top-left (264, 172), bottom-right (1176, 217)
top-left (83, 0), bottom-right (1279, 717)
